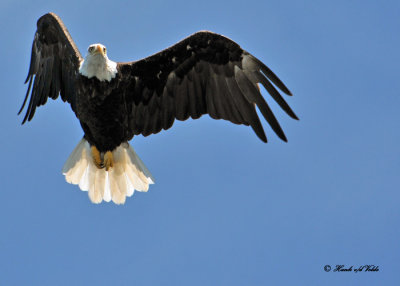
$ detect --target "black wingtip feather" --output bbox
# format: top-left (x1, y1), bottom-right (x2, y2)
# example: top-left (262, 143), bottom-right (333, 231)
top-left (279, 132), bottom-right (288, 142)
top-left (18, 76), bottom-right (34, 117)
top-left (250, 55), bottom-right (292, 96)
top-left (254, 72), bottom-right (298, 120)
top-left (235, 68), bottom-right (289, 142)
top-left (256, 129), bottom-right (268, 143)
top-left (250, 122), bottom-right (268, 143)
top-left (24, 74), bottom-right (31, 84)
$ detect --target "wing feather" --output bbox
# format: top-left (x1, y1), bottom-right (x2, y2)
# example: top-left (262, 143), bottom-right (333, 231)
top-left (253, 71), bottom-right (298, 120)
top-left (117, 31), bottom-right (296, 142)
top-left (19, 13), bottom-right (82, 124)
top-left (235, 67), bottom-right (286, 141)
top-left (225, 76), bottom-right (267, 142)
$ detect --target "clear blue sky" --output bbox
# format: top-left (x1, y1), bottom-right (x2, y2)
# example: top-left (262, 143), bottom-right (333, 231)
top-left (1, 0), bottom-right (399, 285)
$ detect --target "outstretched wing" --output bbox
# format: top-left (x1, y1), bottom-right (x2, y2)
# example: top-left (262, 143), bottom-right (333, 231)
top-left (19, 13), bottom-right (82, 124)
top-left (117, 31), bottom-right (297, 142)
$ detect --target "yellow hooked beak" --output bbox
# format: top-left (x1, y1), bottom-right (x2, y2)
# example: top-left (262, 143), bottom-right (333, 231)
top-left (96, 45), bottom-right (104, 55)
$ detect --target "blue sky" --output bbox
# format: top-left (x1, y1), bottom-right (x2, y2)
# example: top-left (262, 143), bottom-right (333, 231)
top-left (1, 0), bottom-right (399, 285)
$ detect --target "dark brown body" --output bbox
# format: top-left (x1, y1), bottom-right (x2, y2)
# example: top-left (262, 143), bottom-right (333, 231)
top-left (76, 75), bottom-right (131, 152)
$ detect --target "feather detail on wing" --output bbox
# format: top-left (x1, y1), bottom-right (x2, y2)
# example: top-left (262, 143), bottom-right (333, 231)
top-left (19, 13), bottom-right (82, 124)
top-left (117, 31), bottom-right (298, 142)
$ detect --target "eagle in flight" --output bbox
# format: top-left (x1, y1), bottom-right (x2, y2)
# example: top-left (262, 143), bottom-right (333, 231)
top-left (20, 13), bottom-right (298, 204)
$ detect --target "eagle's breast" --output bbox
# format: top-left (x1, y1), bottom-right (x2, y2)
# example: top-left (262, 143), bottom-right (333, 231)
top-left (79, 54), bottom-right (118, 82)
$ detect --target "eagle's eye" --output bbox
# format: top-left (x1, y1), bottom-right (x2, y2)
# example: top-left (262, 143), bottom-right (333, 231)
top-left (88, 46), bottom-right (94, 53)
top-left (103, 47), bottom-right (107, 54)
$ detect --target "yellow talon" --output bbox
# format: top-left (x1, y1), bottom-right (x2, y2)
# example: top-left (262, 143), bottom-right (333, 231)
top-left (104, 151), bottom-right (114, 171)
top-left (91, 146), bottom-right (102, 169)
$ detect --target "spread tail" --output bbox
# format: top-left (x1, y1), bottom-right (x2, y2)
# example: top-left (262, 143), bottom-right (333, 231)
top-left (62, 139), bottom-right (155, 204)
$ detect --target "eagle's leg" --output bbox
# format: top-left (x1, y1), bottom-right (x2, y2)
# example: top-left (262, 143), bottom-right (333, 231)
top-left (91, 146), bottom-right (103, 169)
top-left (104, 151), bottom-right (114, 171)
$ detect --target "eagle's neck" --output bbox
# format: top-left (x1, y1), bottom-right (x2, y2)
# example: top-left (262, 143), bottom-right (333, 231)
top-left (79, 54), bottom-right (117, 82)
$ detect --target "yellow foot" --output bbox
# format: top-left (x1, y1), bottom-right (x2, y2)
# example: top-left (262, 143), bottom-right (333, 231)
top-left (104, 151), bottom-right (114, 171)
top-left (91, 146), bottom-right (102, 169)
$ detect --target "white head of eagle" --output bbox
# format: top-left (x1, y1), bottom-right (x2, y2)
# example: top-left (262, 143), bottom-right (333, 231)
top-left (79, 43), bottom-right (118, 82)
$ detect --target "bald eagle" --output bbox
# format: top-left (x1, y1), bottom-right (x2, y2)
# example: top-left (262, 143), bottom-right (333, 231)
top-left (20, 13), bottom-right (298, 204)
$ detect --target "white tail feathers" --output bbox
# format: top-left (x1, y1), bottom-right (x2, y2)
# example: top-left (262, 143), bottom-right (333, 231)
top-left (62, 139), bottom-right (155, 204)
